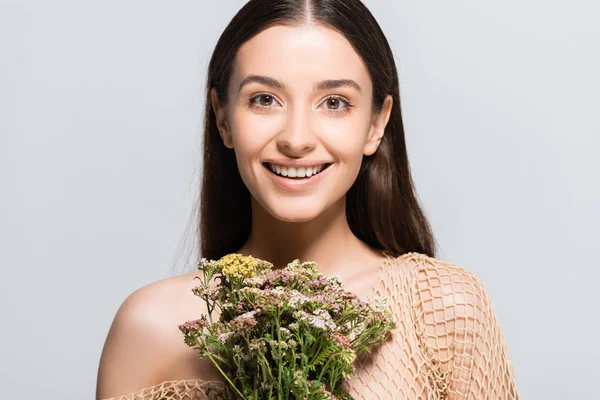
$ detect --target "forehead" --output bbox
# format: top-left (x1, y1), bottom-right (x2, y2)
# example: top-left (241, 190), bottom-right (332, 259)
top-left (232, 24), bottom-right (371, 94)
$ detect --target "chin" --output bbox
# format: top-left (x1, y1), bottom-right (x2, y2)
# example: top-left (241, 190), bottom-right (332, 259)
top-left (264, 200), bottom-right (326, 223)
top-left (270, 207), bottom-right (322, 223)
top-left (273, 214), bottom-right (318, 223)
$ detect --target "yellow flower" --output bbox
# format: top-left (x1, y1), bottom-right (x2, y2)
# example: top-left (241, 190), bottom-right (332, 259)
top-left (217, 253), bottom-right (260, 279)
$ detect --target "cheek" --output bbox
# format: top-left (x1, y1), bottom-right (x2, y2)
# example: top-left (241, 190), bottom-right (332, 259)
top-left (321, 118), bottom-right (370, 165)
top-left (228, 111), bottom-right (283, 192)
top-left (229, 109), bottom-right (282, 153)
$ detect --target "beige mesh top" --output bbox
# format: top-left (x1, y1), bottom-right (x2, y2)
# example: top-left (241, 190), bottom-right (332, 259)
top-left (102, 252), bottom-right (519, 400)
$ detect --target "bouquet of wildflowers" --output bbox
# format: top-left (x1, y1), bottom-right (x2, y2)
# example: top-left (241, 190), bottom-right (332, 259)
top-left (178, 253), bottom-right (396, 400)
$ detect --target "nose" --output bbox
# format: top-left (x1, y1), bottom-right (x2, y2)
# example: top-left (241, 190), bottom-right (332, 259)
top-left (275, 105), bottom-right (317, 156)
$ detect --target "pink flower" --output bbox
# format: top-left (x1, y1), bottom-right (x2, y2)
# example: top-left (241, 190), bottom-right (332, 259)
top-left (177, 315), bottom-right (208, 333)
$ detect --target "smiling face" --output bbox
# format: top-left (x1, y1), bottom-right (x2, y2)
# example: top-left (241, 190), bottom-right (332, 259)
top-left (211, 23), bottom-right (392, 223)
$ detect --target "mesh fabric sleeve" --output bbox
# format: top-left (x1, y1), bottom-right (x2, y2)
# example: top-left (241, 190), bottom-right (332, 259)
top-left (99, 379), bottom-right (224, 400)
top-left (413, 254), bottom-right (520, 399)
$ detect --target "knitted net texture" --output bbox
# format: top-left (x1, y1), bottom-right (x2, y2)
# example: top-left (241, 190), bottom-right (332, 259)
top-left (101, 252), bottom-right (519, 400)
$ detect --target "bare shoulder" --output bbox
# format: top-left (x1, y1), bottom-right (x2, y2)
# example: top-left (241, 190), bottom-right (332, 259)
top-left (96, 270), bottom-right (220, 400)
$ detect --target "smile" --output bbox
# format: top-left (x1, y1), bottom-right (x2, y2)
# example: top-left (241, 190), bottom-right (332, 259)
top-left (262, 162), bottom-right (334, 192)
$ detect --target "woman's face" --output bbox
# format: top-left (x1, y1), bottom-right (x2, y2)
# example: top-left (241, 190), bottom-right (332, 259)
top-left (211, 23), bottom-right (392, 223)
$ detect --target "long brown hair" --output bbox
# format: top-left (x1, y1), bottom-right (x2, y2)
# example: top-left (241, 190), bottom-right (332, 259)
top-left (191, 0), bottom-right (436, 265)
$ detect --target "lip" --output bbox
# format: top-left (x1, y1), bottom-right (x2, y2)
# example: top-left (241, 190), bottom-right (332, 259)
top-left (262, 159), bottom-right (334, 168)
top-left (263, 163), bottom-right (333, 192)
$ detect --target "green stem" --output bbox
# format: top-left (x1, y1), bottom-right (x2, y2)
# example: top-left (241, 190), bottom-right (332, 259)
top-left (200, 272), bottom-right (215, 325)
top-left (296, 332), bottom-right (306, 371)
top-left (307, 340), bottom-right (323, 367)
top-left (317, 350), bottom-right (343, 381)
top-left (275, 309), bottom-right (283, 400)
top-left (200, 337), bottom-right (246, 400)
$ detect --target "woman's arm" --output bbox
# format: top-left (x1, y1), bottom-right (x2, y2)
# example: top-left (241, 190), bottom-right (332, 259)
top-left (415, 257), bottom-right (520, 399)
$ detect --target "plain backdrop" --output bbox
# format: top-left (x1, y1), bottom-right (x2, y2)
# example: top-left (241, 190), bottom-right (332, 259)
top-left (1, 0), bottom-right (598, 398)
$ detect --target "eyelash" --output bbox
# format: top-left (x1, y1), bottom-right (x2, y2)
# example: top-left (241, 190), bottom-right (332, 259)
top-left (247, 93), bottom-right (354, 116)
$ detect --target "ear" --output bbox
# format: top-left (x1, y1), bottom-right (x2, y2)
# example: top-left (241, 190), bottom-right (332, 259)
top-left (363, 94), bottom-right (393, 156)
top-left (210, 87), bottom-right (234, 149)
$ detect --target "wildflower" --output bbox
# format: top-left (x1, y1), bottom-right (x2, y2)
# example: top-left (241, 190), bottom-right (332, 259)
top-left (218, 331), bottom-right (235, 344)
top-left (326, 275), bottom-right (343, 288)
top-left (288, 290), bottom-right (310, 308)
top-left (262, 269), bottom-right (297, 287)
top-left (348, 322), bottom-right (366, 341)
top-left (238, 286), bottom-right (263, 301)
top-left (322, 386), bottom-right (338, 400)
top-left (284, 259), bottom-right (320, 280)
top-left (295, 309), bottom-right (336, 332)
top-left (177, 315), bottom-right (208, 334)
top-left (249, 338), bottom-right (267, 353)
top-left (255, 288), bottom-right (288, 310)
top-left (313, 309), bottom-right (337, 331)
top-left (211, 321), bottom-right (227, 335)
top-left (279, 327), bottom-right (291, 335)
top-left (293, 370), bottom-right (304, 387)
top-left (288, 322), bottom-right (300, 331)
top-left (245, 275), bottom-right (267, 287)
top-left (218, 253), bottom-right (260, 279)
top-left (221, 302), bottom-right (235, 310)
top-left (228, 310), bottom-right (258, 331)
top-left (231, 344), bottom-right (244, 358)
top-left (191, 284), bottom-right (221, 301)
top-left (269, 338), bottom-right (289, 350)
top-left (178, 315), bottom-right (210, 348)
top-left (271, 286), bottom-right (286, 296)
top-left (197, 258), bottom-right (219, 273)
top-left (369, 296), bottom-right (388, 313)
top-left (330, 332), bottom-right (351, 351)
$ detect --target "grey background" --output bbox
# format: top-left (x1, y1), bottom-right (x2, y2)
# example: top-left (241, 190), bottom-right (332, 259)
top-left (1, 0), bottom-right (597, 398)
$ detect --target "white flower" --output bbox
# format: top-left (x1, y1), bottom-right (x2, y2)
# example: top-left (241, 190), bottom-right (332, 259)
top-left (349, 322), bottom-right (365, 341)
top-left (218, 331), bottom-right (235, 343)
top-left (239, 310), bottom-right (257, 319)
top-left (288, 290), bottom-right (310, 308)
top-left (289, 322), bottom-right (300, 331)
top-left (369, 296), bottom-right (388, 313)
top-left (239, 287), bottom-right (263, 296)
top-left (295, 309), bottom-right (337, 332)
top-left (245, 276), bottom-right (266, 286)
top-left (271, 286), bottom-right (285, 296)
top-left (326, 275), bottom-right (344, 288)
top-left (313, 309), bottom-right (337, 331)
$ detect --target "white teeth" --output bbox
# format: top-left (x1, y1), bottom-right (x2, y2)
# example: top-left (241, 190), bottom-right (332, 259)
top-left (268, 163), bottom-right (327, 178)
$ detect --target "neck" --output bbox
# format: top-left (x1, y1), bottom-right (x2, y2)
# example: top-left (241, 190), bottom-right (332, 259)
top-left (234, 196), bottom-right (379, 277)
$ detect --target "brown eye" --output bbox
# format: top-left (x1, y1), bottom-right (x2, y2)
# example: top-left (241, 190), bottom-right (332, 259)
top-left (326, 98), bottom-right (341, 109)
top-left (247, 93), bottom-right (281, 112)
top-left (255, 94), bottom-right (275, 107)
top-left (323, 96), bottom-right (349, 111)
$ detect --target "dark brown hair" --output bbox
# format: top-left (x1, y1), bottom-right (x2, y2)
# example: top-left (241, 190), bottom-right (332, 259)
top-left (193, 0), bottom-right (436, 264)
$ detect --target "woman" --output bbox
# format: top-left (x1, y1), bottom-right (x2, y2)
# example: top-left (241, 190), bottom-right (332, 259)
top-left (97, 0), bottom-right (519, 398)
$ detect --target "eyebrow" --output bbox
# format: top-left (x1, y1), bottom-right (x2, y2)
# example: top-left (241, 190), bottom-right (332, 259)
top-left (238, 75), bottom-right (361, 93)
